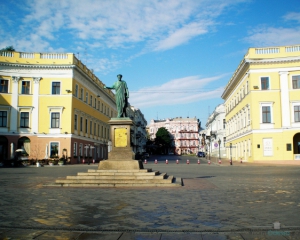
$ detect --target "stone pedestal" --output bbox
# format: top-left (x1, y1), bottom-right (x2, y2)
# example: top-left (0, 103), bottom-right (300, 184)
top-left (98, 118), bottom-right (143, 170)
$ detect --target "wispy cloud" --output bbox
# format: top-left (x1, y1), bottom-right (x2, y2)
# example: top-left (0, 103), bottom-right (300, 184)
top-left (130, 74), bottom-right (226, 108)
top-left (244, 12), bottom-right (300, 47)
top-left (3, 1), bottom-right (241, 51)
top-left (154, 21), bottom-right (211, 51)
top-left (245, 26), bottom-right (300, 47)
top-left (283, 12), bottom-right (300, 23)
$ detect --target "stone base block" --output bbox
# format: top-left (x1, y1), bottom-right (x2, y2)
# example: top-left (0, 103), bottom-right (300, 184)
top-left (98, 160), bottom-right (143, 170)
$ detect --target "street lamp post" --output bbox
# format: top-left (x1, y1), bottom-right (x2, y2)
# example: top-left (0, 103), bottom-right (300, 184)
top-left (218, 138), bottom-right (221, 161)
top-left (230, 143), bottom-right (233, 165)
top-left (84, 144), bottom-right (95, 165)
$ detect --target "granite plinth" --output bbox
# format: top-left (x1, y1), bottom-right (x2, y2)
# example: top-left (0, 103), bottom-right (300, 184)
top-left (98, 159), bottom-right (143, 170)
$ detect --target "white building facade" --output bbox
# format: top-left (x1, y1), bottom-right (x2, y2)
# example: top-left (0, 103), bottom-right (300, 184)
top-left (201, 104), bottom-right (226, 159)
top-left (127, 106), bottom-right (147, 154)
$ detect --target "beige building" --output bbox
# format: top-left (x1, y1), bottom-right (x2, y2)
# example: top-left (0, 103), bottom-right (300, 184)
top-left (148, 117), bottom-right (200, 155)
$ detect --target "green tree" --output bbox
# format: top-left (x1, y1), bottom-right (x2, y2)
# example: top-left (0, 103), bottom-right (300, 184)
top-left (0, 46), bottom-right (15, 52)
top-left (156, 127), bottom-right (171, 154)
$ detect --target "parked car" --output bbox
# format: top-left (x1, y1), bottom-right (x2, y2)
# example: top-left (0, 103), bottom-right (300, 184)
top-left (142, 153), bottom-right (150, 158)
top-left (197, 151), bottom-right (206, 157)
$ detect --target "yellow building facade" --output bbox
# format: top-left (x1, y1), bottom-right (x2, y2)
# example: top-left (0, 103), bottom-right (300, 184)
top-left (222, 45), bottom-right (300, 162)
top-left (0, 51), bottom-right (117, 164)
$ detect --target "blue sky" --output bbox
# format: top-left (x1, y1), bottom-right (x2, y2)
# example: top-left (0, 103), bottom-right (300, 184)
top-left (1, 0), bottom-right (300, 125)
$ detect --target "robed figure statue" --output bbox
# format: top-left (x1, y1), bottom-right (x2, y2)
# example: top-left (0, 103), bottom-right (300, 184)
top-left (104, 74), bottom-right (129, 118)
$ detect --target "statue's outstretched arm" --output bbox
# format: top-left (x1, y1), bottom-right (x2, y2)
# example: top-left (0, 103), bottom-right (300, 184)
top-left (104, 82), bottom-right (116, 90)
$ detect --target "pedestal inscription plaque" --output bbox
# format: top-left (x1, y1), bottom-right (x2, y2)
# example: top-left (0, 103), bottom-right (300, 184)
top-left (115, 128), bottom-right (127, 147)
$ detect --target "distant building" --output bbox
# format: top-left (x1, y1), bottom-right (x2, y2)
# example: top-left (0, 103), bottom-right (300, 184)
top-left (127, 105), bottom-right (147, 154)
top-left (148, 117), bottom-right (200, 155)
top-left (201, 104), bottom-right (226, 159)
top-left (221, 44), bottom-right (300, 162)
top-left (0, 50), bottom-right (116, 163)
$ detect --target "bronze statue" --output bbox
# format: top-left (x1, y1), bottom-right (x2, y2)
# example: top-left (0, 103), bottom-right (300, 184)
top-left (104, 74), bottom-right (129, 118)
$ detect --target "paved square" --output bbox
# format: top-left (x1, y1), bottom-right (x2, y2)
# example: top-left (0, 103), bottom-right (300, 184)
top-left (0, 155), bottom-right (300, 239)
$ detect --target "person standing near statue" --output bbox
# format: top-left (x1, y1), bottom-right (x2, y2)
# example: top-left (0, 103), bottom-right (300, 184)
top-left (104, 74), bottom-right (129, 118)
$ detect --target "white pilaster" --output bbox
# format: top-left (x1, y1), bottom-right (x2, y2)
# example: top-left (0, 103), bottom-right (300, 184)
top-left (32, 77), bottom-right (41, 133)
top-left (10, 76), bottom-right (20, 132)
top-left (279, 72), bottom-right (290, 127)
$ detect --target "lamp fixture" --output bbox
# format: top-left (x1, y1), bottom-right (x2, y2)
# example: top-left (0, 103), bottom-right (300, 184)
top-left (65, 132), bottom-right (68, 134)
top-left (66, 90), bottom-right (72, 93)
top-left (97, 94), bottom-right (100, 98)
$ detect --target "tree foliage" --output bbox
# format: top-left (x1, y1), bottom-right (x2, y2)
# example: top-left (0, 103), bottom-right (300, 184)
top-left (155, 127), bottom-right (171, 146)
top-left (0, 46), bottom-right (15, 52)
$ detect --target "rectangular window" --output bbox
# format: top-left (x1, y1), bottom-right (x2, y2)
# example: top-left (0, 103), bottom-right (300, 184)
top-left (20, 112), bottom-right (29, 128)
top-left (0, 111), bottom-right (7, 127)
top-left (261, 77), bottom-right (269, 90)
top-left (262, 106), bottom-right (271, 123)
top-left (90, 95), bottom-right (92, 105)
top-left (85, 92), bottom-right (88, 103)
top-left (74, 114), bottom-right (78, 130)
top-left (287, 143), bottom-right (292, 151)
top-left (21, 81), bottom-right (30, 94)
top-left (90, 120), bottom-right (92, 134)
top-left (85, 119), bottom-right (88, 133)
top-left (80, 88), bottom-right (83, 100)
top-left (98, 101), bottom-right (100, 110)
top-left (0, 80), bottom-right (8, 93)
top-left (94, 98), bottom-right (96, 108)
top-left (94, 123), bottom-right (96, 135)
top-left (52, 82), bottom-right (60, 94)
top-left (51, 112), bottom-right (60, 128)
top-left (292, 75), bottom-right (300, 89)
top-left (73, 142), bottom-right (78, 156)
top-left (75, 85), bottom-right (78, 97)
top-left (50, 142), bottom-right (59, 158)
top-left (80, 117), bottom-right (83, 131)
top-left (294, 106), bottom-right (300, 122)
top-left (79, 143), bottom-right (83, 156)
top-left (223, 119), bottom-right (226, 129)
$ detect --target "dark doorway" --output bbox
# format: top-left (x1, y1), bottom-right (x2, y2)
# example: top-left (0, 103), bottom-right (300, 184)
top-left (0, 136), bottom-right (8, 160)
top-left (293, 133), bottom-right (300, 154)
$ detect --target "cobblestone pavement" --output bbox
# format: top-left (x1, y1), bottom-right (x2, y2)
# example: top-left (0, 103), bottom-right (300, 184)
top-left (0, 155), bottom-right (300, 239)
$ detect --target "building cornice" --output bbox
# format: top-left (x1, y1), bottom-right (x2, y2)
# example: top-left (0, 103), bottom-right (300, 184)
top-left (0, 62), bottom-right (74, 70)
top-left (222, 56), bottom-right (300, 100)
top-left (246, 56), bottom-right (300, 64)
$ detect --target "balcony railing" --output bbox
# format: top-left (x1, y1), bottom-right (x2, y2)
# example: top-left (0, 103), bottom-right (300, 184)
top-left (255, 47), bottom-right (280, 54)
top-left (20, 52), bottom-right (34, 58)
top-left (40, 53), bottom-right (68, 59)
top-left (0, 51), bottom-right (13, 57)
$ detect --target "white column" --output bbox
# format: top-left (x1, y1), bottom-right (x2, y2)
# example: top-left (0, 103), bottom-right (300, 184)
top-left (279, 72), bottom-right (290, 127)
top-left (32, 77), bottom-right (41, 133)
top-left (10, 76), bottom-right (20, 132)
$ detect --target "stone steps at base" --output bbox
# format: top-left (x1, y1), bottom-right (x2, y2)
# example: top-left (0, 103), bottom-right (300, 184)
top-left (66, 173), bottom-right (167, 180)
top-left (56, 175), bottom-right (174, 184)
top-left (77, 171), bottom-right (160, 176)
top-left (48, 168), bottom-right (182, 187)
top-left (88, 169), bottom-right (152, 173)
top-left (53, 177), bottom-right (182, 187)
